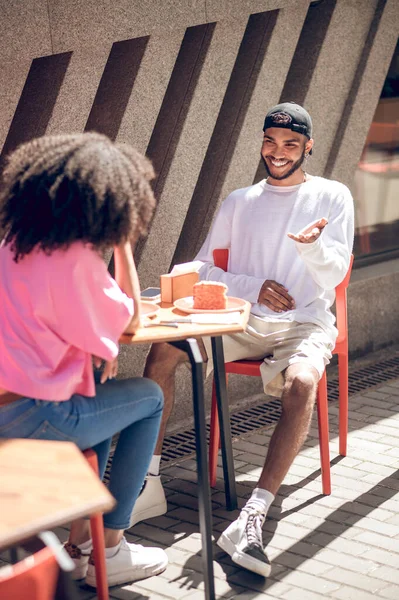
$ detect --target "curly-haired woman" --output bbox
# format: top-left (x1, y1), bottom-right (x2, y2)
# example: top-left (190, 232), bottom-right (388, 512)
top-left (0, 133), bottom-right (168, 587)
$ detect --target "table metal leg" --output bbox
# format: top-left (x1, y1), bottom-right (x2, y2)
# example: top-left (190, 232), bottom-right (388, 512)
top-left (211, 336), bottom-right (238, 511)
top-left (169, 338), bottom-right (215, 600)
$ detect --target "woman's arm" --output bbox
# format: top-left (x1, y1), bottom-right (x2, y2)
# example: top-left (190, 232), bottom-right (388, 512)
top-left (113, 241), bottom-right (141, 334)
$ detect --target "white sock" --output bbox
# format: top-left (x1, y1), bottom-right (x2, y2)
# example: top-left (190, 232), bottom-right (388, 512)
top-left (78, 538), bottom-right (92, 554)
top-left (244, 488), bottom-right (275, 515)
top-left (105, 540), bottom-right (122, 558)
top-left (148, 454), bottom-right (161, 476)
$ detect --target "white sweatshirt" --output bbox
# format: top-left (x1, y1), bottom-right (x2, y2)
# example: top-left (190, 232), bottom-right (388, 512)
top-left (195, 176), bottom-right (354, 343)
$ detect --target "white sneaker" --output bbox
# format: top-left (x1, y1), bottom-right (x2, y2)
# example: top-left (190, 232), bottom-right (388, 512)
top-left (85, 537), bottom-right (168, 588)
top-left (129, 474), bottom-right (167, 527)
top-left (64, 542), bottom-right (91, 580)
top-left (217, 505), bottom-right (271, 577)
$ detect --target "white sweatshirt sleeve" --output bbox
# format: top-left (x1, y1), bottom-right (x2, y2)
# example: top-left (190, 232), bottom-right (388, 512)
top-left (295, 184), bottom-right (354, 290)
top-left (194, 197), bottom-right (265, 303)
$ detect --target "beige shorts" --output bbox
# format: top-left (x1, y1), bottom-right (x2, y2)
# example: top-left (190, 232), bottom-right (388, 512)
top-left (202, 315), bottom-right (333, 398)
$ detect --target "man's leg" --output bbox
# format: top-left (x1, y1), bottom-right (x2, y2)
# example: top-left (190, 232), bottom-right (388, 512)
top-left (218, 362), bottom-right (319, 576)
top-left (258, 362), bottom-right (319, 494)
top-left (144, 342), bottom-right (189, 456)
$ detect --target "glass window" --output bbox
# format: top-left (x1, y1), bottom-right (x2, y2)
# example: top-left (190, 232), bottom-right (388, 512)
top-left (353, 39), bottom-right (399, 262)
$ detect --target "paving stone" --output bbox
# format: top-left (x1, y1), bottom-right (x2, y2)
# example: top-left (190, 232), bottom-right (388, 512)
top-left (312, 548), bottom-right (378, 574)
top-left (361, 547), bottom-right (399, 568)
top-left (110, 589), bottom-right (145, 600)
top-left (233, 590), bottom-right (291, 600)
top-left (274, 553), bottom-right (333, 576)
top-left (273, 568), bottom-right (340, 594)
top-left (145, 515), bottom-right (182, 529)
top-left (282, 589), bottom-right (328, 600)
top-left (331, 587), bottom-right (389, 600)
top-left (370, 565), bottom-right (399, 585)
top-left (323, 567), bottom-right (389, 593)
top-left (308, 534), bottom-right (368, 557)
top-left (378, 584), bottom-right (399, 599)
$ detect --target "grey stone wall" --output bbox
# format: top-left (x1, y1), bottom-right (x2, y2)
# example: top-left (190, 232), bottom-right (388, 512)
top-left (1, 0), bottom-right (398, 431)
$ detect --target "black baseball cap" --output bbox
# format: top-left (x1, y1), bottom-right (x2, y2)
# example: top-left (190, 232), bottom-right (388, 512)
top-left (263, 102), bottom-right (313, 139)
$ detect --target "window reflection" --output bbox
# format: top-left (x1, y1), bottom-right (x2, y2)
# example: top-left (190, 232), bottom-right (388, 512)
top-left (353, 40), bottom-right (399, 260)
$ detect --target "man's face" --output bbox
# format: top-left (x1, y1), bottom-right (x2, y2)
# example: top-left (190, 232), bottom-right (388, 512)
top-left (261, 127), bottom-right (312, 181)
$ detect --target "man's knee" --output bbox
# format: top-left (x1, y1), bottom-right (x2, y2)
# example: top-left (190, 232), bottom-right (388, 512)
top-left (282, 366), bottom-right (318, 410)
top-left (145, 342), bottom-right (188, 374)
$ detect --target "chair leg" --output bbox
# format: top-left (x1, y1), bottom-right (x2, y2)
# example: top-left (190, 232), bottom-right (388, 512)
top-left (83, 449), bottom-right (109, 600)
top-left (338, 351), bottom-right (349, 457)
top-left (209, 380), bottom-right (220, 488)
top-left (316, 371), bottom-right (331, 495)
top-left (89, 513), bottom-right (108, 600)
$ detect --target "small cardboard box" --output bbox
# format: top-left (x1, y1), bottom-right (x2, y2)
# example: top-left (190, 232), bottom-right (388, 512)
top-left (160, 271), bottom-right (199, 303)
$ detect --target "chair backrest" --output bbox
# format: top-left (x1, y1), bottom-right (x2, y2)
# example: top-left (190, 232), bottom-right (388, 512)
top-left (212, 249), bottom-right (354, 349)
top-left (213, 248), bottom-right (229, 273)
top-left (0, 546), bottom-right (59, 600)
top-left (335, 254), bottom-right (354, 347)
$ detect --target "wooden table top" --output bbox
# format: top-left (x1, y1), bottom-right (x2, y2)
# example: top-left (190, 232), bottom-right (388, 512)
top-left (121, 301), bottom-right (251, 345)
top-left (0, 439), bottom-right (115, 551)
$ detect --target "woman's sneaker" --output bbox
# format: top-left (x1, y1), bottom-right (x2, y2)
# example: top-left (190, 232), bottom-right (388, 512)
top-left (129, 474), bottom-right (167, 527)
top-left (217, 505), bottom-right (271, 577)
top-left (85, 537), bottom-right (168, 588)
top-left (64, 542), bottom-right (91, 580)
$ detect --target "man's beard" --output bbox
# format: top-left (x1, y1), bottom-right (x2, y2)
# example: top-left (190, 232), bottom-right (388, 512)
top-left (261, 148), bottom-right (306, 181)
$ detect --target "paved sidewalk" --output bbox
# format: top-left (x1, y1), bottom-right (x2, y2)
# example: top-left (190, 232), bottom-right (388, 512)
top-left (3, 377), bottom-right (399, 599)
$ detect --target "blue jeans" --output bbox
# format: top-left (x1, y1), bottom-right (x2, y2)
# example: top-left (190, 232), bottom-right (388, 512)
top-left (0, 377), bottom-right (163, 530)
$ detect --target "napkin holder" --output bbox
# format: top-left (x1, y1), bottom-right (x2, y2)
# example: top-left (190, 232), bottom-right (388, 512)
top-left (160, 271), bottom-right (199, 303)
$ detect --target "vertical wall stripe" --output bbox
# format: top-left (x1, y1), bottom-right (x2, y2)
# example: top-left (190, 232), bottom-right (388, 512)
top-left (146, 23), bottom-right (216, 197)
top-left (279, 0), bottom-right (337, 105)
top-left (0, 52), bottom-right (72, 171)
top-left (84, 37), bottom-right (149, 140)
top-left (172, 11), bottom-right (279, 265)
top-left (324, 0), bottom-right (387, 178)
top-left (134, 23), bottom-right (216, 263)
top-left (252, 0), bottom-right (337, 183)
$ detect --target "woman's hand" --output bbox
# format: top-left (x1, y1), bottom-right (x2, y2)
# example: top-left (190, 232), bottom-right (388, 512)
top-left (100, 357), bottom-right (118, 384)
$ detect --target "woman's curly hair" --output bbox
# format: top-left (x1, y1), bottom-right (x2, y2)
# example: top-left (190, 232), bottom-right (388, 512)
top-left (0, 132), bottom-right (156, 262)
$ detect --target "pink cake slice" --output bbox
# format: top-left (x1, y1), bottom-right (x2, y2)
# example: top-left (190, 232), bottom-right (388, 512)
top-left (193, 281), bottom-right (228, 310)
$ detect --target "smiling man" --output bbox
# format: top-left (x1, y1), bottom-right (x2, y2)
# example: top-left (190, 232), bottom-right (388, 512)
top-left (133, 102), bottom-right (354, 577)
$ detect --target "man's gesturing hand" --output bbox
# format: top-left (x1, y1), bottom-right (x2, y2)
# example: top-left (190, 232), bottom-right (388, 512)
top-left (287, 217), bottom-right (328, 244)
top-left (258, 280), bottom-right (295, 312)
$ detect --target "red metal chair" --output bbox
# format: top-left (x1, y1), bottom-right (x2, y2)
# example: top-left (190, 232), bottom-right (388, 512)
top-left (0, 545), bottom-right (60, 600)
top-left (0, 449), bottom-right (109, 600)
top-left (82, 448), bottom-right (109, 600)
top-left (209, 249), bottom-right (354, 496)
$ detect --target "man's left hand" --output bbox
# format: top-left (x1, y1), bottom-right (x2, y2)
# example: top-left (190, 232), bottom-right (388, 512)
top-left (287, 217), bottom-right (328, 244)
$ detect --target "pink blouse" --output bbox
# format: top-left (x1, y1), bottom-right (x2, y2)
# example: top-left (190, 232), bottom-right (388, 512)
top-left (0, 241), bottom-right (133, 400)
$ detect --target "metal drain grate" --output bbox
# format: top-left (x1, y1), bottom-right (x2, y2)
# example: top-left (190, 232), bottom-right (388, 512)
top-left (161, 353), bottom-right (399, 464)
top-left (103, 353), bottom-right (399, 479)
top-left (161, 399), bottom-right (283, 462)
top-left (327, 355), bottom-right (399, 400)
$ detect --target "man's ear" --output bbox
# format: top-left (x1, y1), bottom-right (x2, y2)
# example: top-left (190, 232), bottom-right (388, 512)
top-left (306, 138), bottom-right (314, 156)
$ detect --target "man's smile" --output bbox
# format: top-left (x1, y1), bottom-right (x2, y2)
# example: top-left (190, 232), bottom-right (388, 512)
top-left (266, 157), bottom-right (291, 168)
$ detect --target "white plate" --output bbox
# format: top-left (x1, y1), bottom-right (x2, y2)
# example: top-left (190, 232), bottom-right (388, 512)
top-left (174, 296), bottom-right (247, 314)
top-left (140, 301), bottom-right (160, 319)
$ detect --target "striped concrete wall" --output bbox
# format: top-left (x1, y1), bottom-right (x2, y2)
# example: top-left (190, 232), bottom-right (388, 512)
top-left (1, 0), bottom-right (398, 428)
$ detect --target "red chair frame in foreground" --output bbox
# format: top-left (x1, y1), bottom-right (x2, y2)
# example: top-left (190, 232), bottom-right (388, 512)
top-left (83, 448), bottom-right (109, 600)
top-left (0, 448), bottom-right (109, 600)
top-left (0, 545), bottom-right (60, 600)
top-left (209, 249), bottom-right (354, 496)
